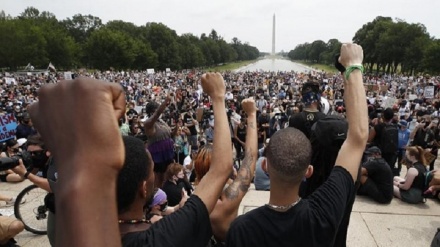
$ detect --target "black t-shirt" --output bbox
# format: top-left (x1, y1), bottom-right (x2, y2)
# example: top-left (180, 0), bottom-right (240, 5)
top-left (288, 111), bottom-right (326, 139)
top-left (183, 113), bottom-right (197, 136)
top-left (122, 195), bottom-right (211, 247)
top-left (226, 167), bottom-right (355, 247)
top-left (363, 158), bottom-right (393, 196)
top-left (236, 124), bottom-right (246, 142)
top-left (162, 180), bottom-right (184, 207)
top-left (412, 128), bottom-right (434, 148)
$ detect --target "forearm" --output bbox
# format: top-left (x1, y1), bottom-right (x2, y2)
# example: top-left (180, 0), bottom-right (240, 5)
top-left (210, 98), bottom-right (232, 175)
top-left (344, 71), bottom-right (368, 144)
top-left (224, 112), bottom-right (257, 200)
top-left (56, 167), bottom-right (120, 247)
top-left (28, 174), bottom-right (52, 193)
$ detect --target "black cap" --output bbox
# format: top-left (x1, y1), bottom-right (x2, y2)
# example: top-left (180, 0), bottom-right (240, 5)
top-left (365, 146), bottom-right (381, 155)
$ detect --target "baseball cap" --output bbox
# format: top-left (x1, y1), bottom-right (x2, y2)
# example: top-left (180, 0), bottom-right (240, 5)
top-left (398, 120), bottom-right (408, 127)
top-left (365, 146), bottom-right (381, 155)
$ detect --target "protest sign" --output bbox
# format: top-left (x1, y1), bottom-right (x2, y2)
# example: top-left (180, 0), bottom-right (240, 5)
top-left (4, 77), bottom-right (15, 85)
top-left (0, 113), bottom-right (18, 142)
top-left (384, 97), bottom-right (397, 109)
top-left (147, 69), bottom-right (155, 75)
top-left (408, 94), bottom-right (417, 100)
top-left (64, 72), bottom-right (73, 80)
top-left (424, 86), bottom-right (435, 99)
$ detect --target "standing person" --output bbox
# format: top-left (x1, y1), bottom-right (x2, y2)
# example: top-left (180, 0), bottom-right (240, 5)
top-left (233, 117), bottom-right (247, 160)
top-left (226, 43), bottom-right (368, 247)
top-left (144, 97), bottom-right (175, 187)
top-left (288, 81), bottom-right (326, 139)
top-left (182, 109), bottom-right (198, 148)
top-left (27, 73), bottom-right (233, 246)
top-left (11, 134), bottom-right (56, 246)
top-left (397, 120), bottom-right (411, 175)
top-left (368, 108), bottom-right (399, 175)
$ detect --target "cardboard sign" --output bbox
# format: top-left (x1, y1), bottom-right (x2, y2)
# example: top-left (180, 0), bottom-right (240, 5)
top-left (384, 97), bottom-right (397, 109)
top-left (64, 72), bottom-right (72, 80)
top-left (424, 86), bottom-right (435, 99)
top-left (364, 84), bottom-right (379, 92)
top-left (408, 94), bottom-right (417, 100)
top-left (0, 113), bottom-right (18, 142)
top-left (166, 68), bottom-right (171, 73)
top-left (147, 69), bottom-right (155, 75)
top-left (4, 77), bottom-right (15, 85)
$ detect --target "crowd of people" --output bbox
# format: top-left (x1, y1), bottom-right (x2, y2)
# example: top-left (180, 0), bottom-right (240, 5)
top-left (0, 43), bottom-right (439, 246)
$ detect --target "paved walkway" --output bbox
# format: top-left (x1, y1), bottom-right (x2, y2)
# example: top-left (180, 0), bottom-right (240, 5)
top-left (1, 167), bottom-right (439, 247)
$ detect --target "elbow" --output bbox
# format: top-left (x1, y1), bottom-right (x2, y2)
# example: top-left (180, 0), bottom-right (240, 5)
top-left (348, 124), bottom-right (369, 146)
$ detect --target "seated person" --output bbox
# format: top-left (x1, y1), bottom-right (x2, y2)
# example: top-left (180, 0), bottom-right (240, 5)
top-left (162, 163), bottom-right (192, 206)
top-left (393, 146), bottom-right (427, 204)
top-left (254, 154), bottom-right (270, 191)
top-left (358, 146), bottom-right (393, 204)
top-left (145, 188), bottom-right (187, 224)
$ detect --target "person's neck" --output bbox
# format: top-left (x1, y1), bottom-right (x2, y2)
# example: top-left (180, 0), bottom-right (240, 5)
top-left (118, 201), bottom-right (146, 221)
top-left (268, 181), bottom-right (300, 207)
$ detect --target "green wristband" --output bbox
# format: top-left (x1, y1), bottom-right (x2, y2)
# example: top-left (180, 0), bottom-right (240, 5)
top-left (344, 65), bottom-right (364, 80)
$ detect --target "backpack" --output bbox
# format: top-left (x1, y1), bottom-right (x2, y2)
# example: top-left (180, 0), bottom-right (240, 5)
top-left (310, 115), bottom-right (348, 147)
top-left (380, 123), bottom-right (398, 154)
top-left (422, 170), bottom-right (436, 199)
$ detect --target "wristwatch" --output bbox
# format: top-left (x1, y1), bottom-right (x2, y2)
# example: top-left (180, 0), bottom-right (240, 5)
top-left (24, 171), bottom-right (30, 179)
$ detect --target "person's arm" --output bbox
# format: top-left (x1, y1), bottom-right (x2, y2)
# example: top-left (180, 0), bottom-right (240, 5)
top-left (398, 168), bottom-right (418, 190)
top-left (12, 162), bottom-right (52, 192)
top-left (367, 127), bottom-right (376, 143)
top-left (335, 44), bottom-right (369, 182)
top-left (144, 96), bottom-right (171, 132)
top-left (193, 73), bottom-right (232, 213)
top-left (210, 98), bottom-right (258, 241)
top-left (28, 78), bottom-right (125, 247)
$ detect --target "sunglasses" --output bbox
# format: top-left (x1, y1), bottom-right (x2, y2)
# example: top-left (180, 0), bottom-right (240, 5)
top-left (28, 150), bottom-right (45, 156)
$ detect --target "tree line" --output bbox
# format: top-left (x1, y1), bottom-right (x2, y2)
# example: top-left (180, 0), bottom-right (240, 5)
top-left (0, 7), bottom-right (260, 71)
top-left (287, 16), bottom-right (440, 74)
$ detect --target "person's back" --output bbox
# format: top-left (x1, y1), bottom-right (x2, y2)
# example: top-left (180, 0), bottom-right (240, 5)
top-left (226, 44), bottom-right (368, 247)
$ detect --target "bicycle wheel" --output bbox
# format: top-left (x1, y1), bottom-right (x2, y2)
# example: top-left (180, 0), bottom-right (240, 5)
top-left (14, 184), bottom-right (48, 235)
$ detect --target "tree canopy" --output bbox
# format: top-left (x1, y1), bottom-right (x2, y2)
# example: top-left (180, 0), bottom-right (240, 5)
top-left (0, 7), bottom-right (260, 71)
top-left (288, 16), bottom-right (440, 75)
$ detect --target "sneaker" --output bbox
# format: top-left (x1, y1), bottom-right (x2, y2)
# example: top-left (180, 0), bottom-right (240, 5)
top-left (5, 198), bottom-right (25, 206)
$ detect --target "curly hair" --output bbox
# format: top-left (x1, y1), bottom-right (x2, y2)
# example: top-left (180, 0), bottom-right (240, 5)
top-left (194, 144), bottom-right (213, 185)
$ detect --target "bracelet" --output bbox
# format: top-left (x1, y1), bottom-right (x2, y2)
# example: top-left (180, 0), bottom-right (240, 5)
top-left (344, 65), bottom-right (364, 80)
top-left (24, 171), bottom-right (30, 179)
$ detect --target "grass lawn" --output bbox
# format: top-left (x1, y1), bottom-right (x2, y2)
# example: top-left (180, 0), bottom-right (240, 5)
top-left (204, 59), bottom-right (259, 72)
top-left (294, 61), bottom-right (338, 73)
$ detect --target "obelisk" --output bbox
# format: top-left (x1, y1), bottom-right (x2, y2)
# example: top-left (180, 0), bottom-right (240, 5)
top-left (272, 14), bottom-right (276, 55)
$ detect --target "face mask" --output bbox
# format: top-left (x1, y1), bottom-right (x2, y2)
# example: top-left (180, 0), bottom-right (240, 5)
top-left (31, 151), bottom-right (48, 168)
top-left (159, 202), bottom-right (168, 212)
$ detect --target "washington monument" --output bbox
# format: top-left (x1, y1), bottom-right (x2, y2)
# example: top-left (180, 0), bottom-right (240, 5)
top-left (272, 14), bottom-right (276, 55)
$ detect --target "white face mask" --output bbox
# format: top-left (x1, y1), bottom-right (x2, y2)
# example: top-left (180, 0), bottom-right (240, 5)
top-left (262, 110), bottom-right (267, 114)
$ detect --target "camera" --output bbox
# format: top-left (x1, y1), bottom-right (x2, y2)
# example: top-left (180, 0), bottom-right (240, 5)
top-left (0, 157), bottom-right (21, 171)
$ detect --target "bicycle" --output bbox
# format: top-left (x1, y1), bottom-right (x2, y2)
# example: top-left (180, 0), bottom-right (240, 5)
top-left (14, 184), bottom-right (48, 235)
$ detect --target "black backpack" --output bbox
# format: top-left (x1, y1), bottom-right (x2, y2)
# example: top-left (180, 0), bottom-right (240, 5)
top-left (310, 115), bottom-right (348, 147)
top-left (380, 123), bottom-right (398, 154)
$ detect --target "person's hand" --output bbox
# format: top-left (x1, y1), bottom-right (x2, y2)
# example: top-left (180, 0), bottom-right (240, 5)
top-left (338, 43), bottom-right (364, 68)
top-left (201, 73), bottom-right (225, 100)
top-left (242, 98), bottom-right (257, 115)
top-left (28, 78), bottom-right (126, 177)
top-left (12, 161), bottom-right (26, 177)
top-left (179, 188), bottom-right (188, 208)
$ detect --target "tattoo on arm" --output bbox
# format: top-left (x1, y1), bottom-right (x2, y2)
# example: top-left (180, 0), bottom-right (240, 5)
top-left (249, 122), bottom-right (256, 129)
top-left (224, 148), bottom-right (254, 200)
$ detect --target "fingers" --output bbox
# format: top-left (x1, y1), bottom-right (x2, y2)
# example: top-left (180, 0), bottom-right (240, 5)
top-left (107, 83), bottom-right (126, 120)
top-left (429, 185), bottom-right (440, 192)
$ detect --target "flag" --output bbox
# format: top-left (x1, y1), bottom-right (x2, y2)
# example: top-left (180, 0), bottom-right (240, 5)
top-left (24, 63), bottom-right (31, 70)
top-left (48, 62), bottom-right (56, 72)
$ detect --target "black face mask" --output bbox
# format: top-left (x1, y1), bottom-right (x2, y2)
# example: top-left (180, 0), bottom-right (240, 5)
top-left (31, 151), bottom-right (48, 168)
top-left (159, 202), bottom-right (168, 212)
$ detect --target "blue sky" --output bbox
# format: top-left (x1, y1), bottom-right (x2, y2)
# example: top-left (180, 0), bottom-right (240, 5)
top-left (2, 0), bottom-right (439, 53)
